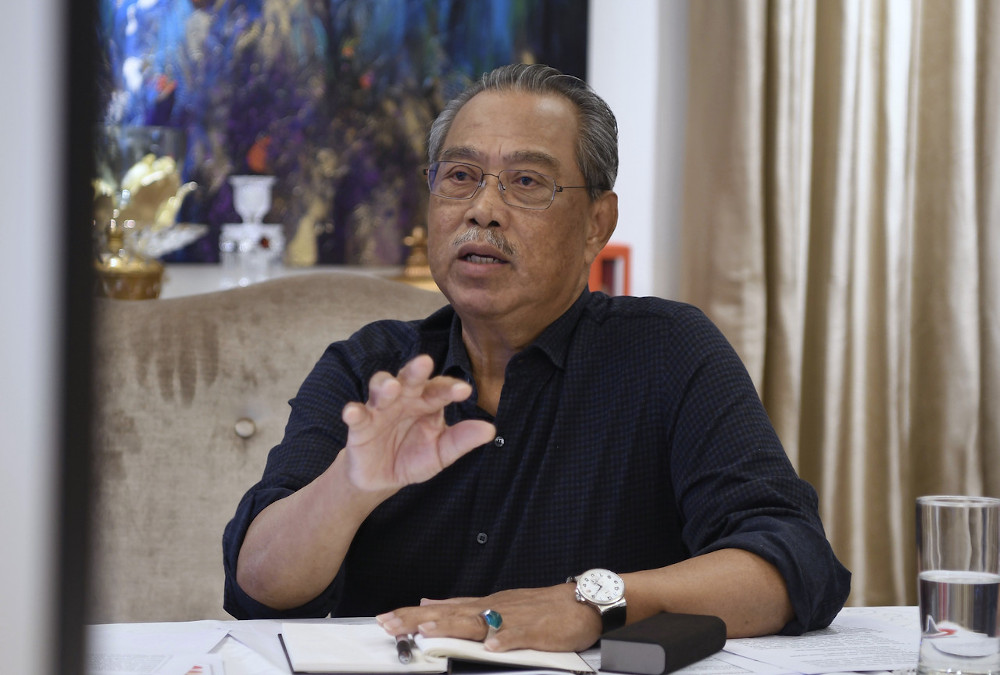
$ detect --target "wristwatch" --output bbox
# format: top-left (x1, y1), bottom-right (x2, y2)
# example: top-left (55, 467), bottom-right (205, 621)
top-left (569, 568), bottom-right (627, 633)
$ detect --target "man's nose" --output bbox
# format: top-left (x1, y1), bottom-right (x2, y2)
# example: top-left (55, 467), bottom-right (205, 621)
top-left (468, 173), bottom-right (508, 216)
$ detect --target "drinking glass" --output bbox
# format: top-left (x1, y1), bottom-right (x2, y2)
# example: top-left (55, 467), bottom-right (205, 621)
top-left (917, 495), bottom-right (1000, 675)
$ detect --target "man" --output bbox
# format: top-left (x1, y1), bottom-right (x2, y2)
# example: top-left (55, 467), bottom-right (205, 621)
top-left (223, 63), bottom-right (850, 652)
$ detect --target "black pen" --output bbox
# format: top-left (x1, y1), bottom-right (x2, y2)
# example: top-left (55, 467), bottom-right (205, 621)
top-left (395, 633), bottom-right (415, 664)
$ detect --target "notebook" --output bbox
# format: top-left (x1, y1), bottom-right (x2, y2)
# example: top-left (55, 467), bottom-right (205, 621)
top-left (279, 622), bottom-right (595, 674)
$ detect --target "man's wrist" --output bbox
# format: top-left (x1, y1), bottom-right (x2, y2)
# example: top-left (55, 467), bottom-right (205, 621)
top-left (569, 569), bottom-right (627, 633)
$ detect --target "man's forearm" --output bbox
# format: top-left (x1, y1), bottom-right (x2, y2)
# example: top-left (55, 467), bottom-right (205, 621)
top-left (374, 548), bottom-right (794, 654)
top-left (622, 549), bottom-right (794, 638)
top-left (235, 452), bottom-right (393, 611)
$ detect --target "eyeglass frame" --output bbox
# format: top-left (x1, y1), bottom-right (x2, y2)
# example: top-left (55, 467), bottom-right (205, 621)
top-left (423, 160), bottom-right (608, 211)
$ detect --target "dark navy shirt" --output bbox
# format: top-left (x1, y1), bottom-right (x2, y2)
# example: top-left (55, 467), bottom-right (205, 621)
top-left (223, 290), bottom-right (850, 633)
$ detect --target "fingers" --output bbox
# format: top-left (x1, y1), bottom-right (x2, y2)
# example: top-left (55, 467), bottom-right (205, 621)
top-left (395, 354), bottom-right (435, 392)
top-left (341, 400), bottom-right (370, 428)
top-left (363, 356), bottom-right (430, 413)
top-left (343, 355), bottom-right (474, 430)
top-left (439, 421), bottom-right (497, 465)
top-left (386, 354), bottom-right (451, 407)
top-left (421, 613), bottom-right (491, 642)
top-left (340, 355), bottom-right (490, 490)
top-left (378, 585), bottom-right (599, 653)
top-left (378, 607), bottom-right (490, 643)
top-left (366, 355), bottom-right (473, 414)
top-left (419, 597), bottom-right (475, 606)
top-left (366, 370), bottom-right (402, 410)
top-left (380, 606), bottom-right (518, 652)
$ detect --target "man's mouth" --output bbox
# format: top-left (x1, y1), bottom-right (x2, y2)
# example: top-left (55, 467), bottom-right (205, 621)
top-left (453, 229), bottom-right (517, 263)
top-left (462, 253), bottom-right (506, 264)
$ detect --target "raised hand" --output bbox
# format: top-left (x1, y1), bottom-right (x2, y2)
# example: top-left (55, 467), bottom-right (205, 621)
top-left (340, 354), bottom-right (497, 491)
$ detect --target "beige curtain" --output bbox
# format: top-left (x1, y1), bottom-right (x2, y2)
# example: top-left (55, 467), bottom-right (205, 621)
top-left (680, 0), bottom-right (1000, 606)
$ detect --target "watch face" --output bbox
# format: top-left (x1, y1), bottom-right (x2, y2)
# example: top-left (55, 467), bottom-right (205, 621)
top-left (577, 569), bottom-right (624, 604)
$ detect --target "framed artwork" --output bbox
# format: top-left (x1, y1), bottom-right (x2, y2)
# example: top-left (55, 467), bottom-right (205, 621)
top-left (97, 0), bottom-right (589, 265)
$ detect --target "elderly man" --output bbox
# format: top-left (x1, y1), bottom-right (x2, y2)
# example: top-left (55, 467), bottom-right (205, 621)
top-left (223, 63), bottom-right (850, 652)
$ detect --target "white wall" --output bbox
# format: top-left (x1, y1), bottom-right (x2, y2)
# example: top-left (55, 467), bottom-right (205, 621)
top-left (0, 0), bottom-right (63, 671)
top-left (588, 0), bottom-right (688, 299)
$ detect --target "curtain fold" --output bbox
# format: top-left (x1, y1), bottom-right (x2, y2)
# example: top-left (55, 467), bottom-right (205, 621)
top-left (981, 0), bottom-right (1000, 498)
top-left (681, 0), bottom-right (999, 606)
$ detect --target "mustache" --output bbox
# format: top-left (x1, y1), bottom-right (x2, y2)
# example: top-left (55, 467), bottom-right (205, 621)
top-left (451, 228), bottom-right (518, 259)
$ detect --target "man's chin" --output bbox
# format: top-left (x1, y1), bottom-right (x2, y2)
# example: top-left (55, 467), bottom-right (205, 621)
top-left (440, 283), bottom-right (510, 319)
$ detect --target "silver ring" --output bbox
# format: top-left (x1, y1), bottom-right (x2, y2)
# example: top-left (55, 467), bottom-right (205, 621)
top-left (481, 609), bottom-right (503, 641)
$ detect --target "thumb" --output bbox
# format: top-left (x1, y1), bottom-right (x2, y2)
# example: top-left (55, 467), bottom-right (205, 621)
top-left (438, 420), bottom-right (497, 466)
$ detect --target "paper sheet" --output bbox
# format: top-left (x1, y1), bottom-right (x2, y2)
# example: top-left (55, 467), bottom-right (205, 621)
top-left (721, 608), bottom-right (920, 675)
top-left (215, 637), bottom-right (291, 675)
top-left (225, 617), bottom-right (381, 673)
top-left (86, 621), bottom-right (229, 675)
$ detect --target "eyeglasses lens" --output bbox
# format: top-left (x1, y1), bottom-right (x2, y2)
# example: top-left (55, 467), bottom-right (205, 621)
top-left (427, 162), bottom-right (555, 210)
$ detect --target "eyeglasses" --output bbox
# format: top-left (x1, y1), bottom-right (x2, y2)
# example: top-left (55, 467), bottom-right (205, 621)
top-left (424, 161), bottom-right (602, 211)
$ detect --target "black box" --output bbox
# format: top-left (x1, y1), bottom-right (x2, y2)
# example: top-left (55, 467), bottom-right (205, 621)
top-left (600, 613), bottom-right (727, 675)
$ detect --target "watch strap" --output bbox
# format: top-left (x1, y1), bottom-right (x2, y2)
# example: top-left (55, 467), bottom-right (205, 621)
top-left (600, 601), bottom-right (627, 633)
top-left (569, 571), bottom-right (627, 634)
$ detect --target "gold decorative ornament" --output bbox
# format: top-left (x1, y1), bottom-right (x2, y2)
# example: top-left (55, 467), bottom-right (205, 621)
top-left (394, 225), bottom-right (439, 291)
top-left (92, 138), bottom-right (206, 299)
top-left (95, 219), bottom-right (164, 300)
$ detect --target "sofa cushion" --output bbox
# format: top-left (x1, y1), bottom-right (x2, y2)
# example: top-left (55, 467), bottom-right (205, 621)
top-left (90, 271), bottom-right (446, 623)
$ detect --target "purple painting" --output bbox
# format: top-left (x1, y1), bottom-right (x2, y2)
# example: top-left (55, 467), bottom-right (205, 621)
top-left (97, 0), bottom-right (589, 265)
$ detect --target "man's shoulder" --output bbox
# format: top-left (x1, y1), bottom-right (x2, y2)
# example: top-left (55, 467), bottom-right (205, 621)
top-left (334, 304), bottom-right (454, 361)
top-left (576, 293), bottom-right (731, 361)
top-left (582, 292), bottom-right (710, 326)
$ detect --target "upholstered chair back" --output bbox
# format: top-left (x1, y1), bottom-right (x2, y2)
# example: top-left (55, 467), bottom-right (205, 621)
top-left (90, 272), bottom-right (445, 622)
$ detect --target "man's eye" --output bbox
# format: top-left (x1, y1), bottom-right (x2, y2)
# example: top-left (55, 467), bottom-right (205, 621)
top-left (509, 173), bottom-right (540, 188)
top-left (444, 168), bottom-right (476, 182)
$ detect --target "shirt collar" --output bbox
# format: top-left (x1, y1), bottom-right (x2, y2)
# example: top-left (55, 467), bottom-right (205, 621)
top-left (442, 288), bottom-right (591, 378)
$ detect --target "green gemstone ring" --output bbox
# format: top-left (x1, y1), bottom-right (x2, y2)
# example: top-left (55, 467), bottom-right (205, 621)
top-left (481, 609), bottom-right (503, 640)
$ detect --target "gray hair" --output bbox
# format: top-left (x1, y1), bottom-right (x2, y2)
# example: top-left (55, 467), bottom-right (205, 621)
top-left (427, 63), bottom-right (618, 200)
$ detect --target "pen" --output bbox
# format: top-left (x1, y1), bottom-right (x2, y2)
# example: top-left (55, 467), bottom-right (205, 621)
top-left (395, 633), bottom-right (415, 664)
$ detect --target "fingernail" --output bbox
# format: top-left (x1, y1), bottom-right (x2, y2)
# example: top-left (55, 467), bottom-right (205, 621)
top-left (484, 637), bottom-right (500, 651)
top-left (375, 611), bottom-right (394, 624)
top-left (417, 621), bottom-right (437, 635)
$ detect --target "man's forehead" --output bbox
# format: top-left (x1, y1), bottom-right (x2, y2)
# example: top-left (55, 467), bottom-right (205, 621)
top-left (450, 89), bottom-right (577, 129)
top-left (438, 145), bottom-right (561, 172)
top-left (439, 90), bottom-right (577, 170)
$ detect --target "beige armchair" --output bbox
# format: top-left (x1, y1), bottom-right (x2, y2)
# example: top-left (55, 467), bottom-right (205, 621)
top-left (90, 271), bottom-right (446, 623)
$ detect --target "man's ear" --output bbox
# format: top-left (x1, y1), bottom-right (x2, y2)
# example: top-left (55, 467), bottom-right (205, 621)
top-left (584, 190), bottom-right (619, 264)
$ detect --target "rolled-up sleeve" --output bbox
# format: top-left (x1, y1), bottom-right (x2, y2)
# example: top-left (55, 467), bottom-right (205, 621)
top-left (223, 485), bottom-right (341, 619)
top-left (222, 321), bottom-right (419, 619)
top-left (667, 307), bottom-right (851, 633)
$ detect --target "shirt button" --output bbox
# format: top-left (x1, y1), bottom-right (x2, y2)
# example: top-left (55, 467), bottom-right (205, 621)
top-left (493, 436), bottom-right (505, 448)
top-left (476, 532), bottom-right (488, 544)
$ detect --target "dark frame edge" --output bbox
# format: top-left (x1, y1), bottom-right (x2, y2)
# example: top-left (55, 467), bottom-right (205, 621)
top-left (56, 0), bottom-right (99, 670)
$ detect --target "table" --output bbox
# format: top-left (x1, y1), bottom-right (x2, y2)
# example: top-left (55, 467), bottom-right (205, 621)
top-left (86, 606), bottom-right (921, 675)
